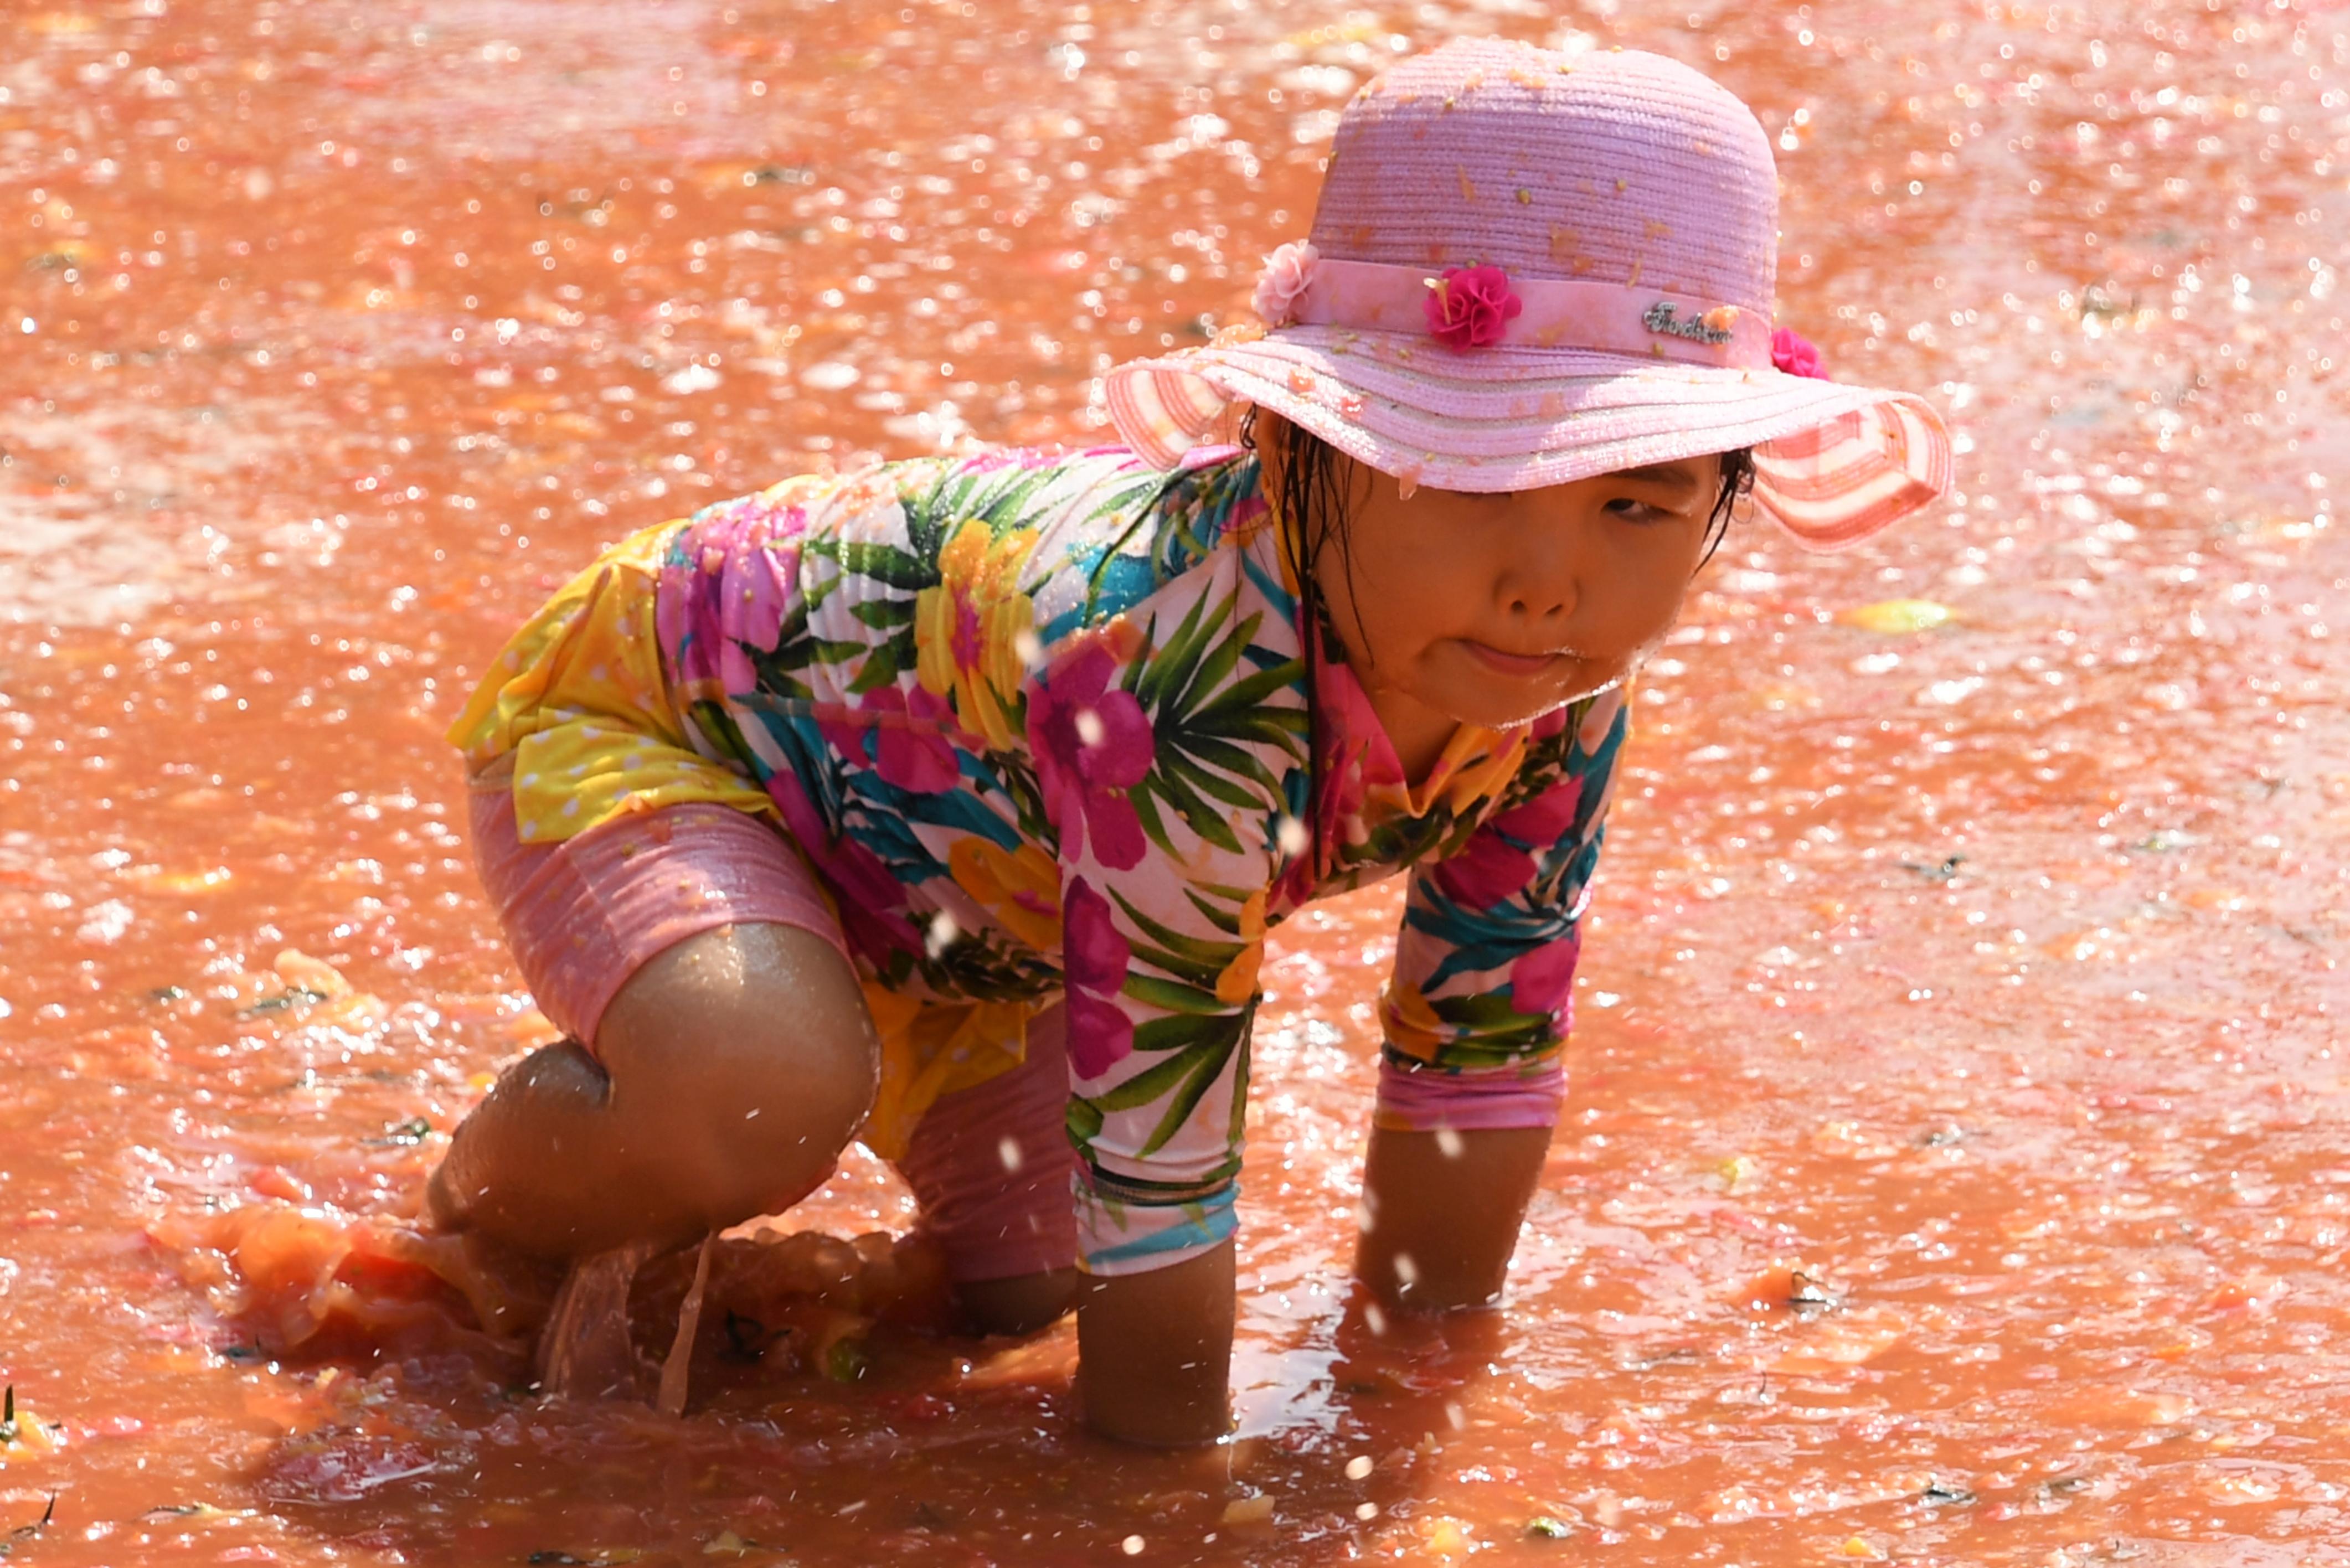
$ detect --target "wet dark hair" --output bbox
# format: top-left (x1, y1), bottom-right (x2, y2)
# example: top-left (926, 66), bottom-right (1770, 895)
top-left (1238, 406), bottom-right (1753, 861)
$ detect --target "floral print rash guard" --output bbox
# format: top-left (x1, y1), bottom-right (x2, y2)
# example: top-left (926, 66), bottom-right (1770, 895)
top-left (450, 443), bottom-right (1627, 1277)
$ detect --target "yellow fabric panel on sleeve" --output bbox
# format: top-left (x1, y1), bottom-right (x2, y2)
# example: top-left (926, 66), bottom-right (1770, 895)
top-left (445, 521), bottom-right (775, 844)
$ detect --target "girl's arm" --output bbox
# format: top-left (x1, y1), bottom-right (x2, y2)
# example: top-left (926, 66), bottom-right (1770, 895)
top-left (1359, 689), bottom-right (1630, 1310)
top-left (1042, 536), bottom-right (1305, 1444)
top-left (1356, 1125), bottom-right (1550, 1309)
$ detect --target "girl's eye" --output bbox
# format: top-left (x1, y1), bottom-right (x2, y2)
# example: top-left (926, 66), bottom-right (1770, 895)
top-left (1604, 497), bottom-right (1668, 522)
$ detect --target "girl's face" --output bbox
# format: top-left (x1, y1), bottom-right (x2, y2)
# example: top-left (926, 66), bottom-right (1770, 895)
top-left (1276, 420), bottom-right (1722, 739)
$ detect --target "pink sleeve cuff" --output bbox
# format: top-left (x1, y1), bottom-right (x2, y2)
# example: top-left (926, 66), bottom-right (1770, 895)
top-left (1373, 1055), bottom-right (1565, 1133)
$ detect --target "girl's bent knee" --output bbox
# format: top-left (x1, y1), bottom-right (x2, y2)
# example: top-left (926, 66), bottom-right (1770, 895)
top-left (595, 922), bottom-right (880, 1221)
top-left (643, 1038), bottom-right (875, 1226)
top-left (603, 922), bottom-right (870, 1047)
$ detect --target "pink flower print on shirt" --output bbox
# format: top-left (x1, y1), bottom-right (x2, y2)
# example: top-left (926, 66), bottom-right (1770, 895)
top-left (657, 498), bottom-right (805, 694)
top-left (1061, 876), bottom-right (1135, 1079)
top-left (820, 686), bottom-right (962, 795)
top-left (1423, 265), bottom-right (1524, 350)
top-left (1028, 641), bottom-right (1153, 871)
top-left (1508, 931), bottom-right (1581, 1017)
top-left (1771, 327), bottom-right (1827, 379)
top-left (765, 766), bottom-right (921, 962)
top-left (1432, 777), bottom-right (1584, 910)
top-left (872, 685), bottom-right (962, 793)
top-left (1432, 829), bottom-right (1535, 911)
top-left (1488, 776), bottom-right (1584, 848)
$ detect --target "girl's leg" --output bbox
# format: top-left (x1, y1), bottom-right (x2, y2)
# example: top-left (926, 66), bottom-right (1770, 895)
top-left (893, 1002), bottom-right (1079, 1335)
top-left (429, 782), bottom-right (878, 1261)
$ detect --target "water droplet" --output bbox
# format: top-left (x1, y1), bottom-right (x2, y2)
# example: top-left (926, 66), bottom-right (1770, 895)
top-left (925, 909), bottom-right (961, 957)
top-left (661, 363), bottom-right (722, 395)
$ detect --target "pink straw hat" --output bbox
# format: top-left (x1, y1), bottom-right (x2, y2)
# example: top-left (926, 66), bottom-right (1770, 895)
top-left (1101, 38), bottom-right (1951, 550)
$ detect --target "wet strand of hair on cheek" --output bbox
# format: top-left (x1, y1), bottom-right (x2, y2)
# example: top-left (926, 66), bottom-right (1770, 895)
top-left (1700, 447), bottom-right (1757, 569)
top-left (1258, 407), bottom-right (1318, 874)
top-left (1250, 409), bottom-right (1351, 880)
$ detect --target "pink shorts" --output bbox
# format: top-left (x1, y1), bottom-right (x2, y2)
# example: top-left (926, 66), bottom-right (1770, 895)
top-left (466, 777), bottom-right (1076, 1284)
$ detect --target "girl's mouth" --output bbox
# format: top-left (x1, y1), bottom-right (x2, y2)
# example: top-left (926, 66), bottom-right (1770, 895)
top-left (1457, 639), bottom-right (1576, 678)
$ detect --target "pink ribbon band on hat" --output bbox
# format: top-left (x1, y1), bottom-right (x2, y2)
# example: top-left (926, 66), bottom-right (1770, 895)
top-left (1287, 257), bottom-right (1775, 370)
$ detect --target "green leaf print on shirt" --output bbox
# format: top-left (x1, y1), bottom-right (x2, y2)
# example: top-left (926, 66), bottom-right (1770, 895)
top-left (834, 539), bottom-right (938, 592)
top-left (1107, 887), bottom-right (1250, 992)
top-left (1122, 589), bottom-right (1306, 859)
top-left (1086, 883), bottom-right (1262, 1160)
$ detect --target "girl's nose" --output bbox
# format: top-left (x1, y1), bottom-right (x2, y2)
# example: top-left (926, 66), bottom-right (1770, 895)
top-left (1495, 516), bottom-right (1583, 622)
top-left (1503, 582), bottom-right (1570, 620)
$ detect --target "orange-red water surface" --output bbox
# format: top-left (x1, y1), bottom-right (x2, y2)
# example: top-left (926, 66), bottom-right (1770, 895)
top-left (2, 0), bottom-right (2347, 1562)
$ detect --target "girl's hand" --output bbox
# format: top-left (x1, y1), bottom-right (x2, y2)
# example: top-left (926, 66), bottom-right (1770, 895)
top-left (1355, 1125), bottom-right (1552, 1311)
top-left (1074, 1240), bottom-right (1236, 1446)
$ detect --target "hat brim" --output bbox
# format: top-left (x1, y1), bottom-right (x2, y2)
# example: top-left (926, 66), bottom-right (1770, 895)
top-left (1102, 326), bottom-right (1951, 553)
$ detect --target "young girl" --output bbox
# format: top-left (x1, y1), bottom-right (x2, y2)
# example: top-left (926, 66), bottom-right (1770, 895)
top-left (427, 38), bottom-right (1949, 1445)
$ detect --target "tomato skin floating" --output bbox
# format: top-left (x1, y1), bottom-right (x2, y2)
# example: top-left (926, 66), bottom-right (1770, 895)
top-left (1838, 598), bottom-right (1957, 635)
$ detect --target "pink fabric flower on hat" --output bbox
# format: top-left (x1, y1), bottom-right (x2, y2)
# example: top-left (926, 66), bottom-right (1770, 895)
top-left (1251, 240), bottom-right (1320, 329)
top-left (1423, 265), bottom-right (1524, 350)
top-left (1771, 327), bottom-right (1828, 379)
